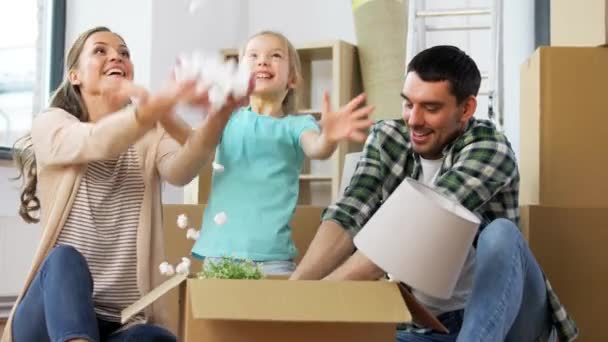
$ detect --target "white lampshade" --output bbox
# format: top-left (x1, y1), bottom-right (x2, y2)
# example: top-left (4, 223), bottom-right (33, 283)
top-left (354, 178), bottom-right (480, 299)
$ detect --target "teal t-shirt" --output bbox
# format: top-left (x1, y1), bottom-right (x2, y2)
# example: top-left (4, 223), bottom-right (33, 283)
top-left (191, 107), bottom-right (319, 261)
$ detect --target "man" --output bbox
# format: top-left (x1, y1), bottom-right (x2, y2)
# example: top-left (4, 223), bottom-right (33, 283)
top-left (290, 46), bottom-right (578, 342)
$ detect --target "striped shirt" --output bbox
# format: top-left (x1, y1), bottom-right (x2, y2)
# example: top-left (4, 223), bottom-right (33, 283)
top-left (323, 119), bottom-right (579, 341)
top-left (56, 145), bottom-right (144, 323)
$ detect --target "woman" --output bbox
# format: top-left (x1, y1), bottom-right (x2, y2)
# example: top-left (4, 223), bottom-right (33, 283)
top-left (2, 26), bottom-right (248, 342)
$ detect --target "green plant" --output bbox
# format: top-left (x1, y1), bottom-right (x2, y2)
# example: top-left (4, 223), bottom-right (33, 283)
top-left (197, 257), bottom-right (263, 280)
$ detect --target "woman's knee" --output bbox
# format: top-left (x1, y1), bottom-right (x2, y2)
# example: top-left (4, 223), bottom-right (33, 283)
top-left (47, 244), bottom-right (86, 265)
top-left (43, 245), bottom-right (92, 284)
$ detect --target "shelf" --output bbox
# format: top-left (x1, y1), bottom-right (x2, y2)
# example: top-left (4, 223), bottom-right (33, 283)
top-left (299, 174), bottom-right (332, 182)
top-left (297, 45), bottom-right (333, 60)
top-left (221, 48), bottom-right (239, 60)
top-left (297, 109), bottom-right (321, 120)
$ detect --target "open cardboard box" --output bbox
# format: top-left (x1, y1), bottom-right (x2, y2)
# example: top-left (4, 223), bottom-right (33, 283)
top-left (151, 204), bottom-right (411, 340)
top-left (160, 204), bottom-right (328, 333)
top-left (124, 274), bottom-right (410, 341)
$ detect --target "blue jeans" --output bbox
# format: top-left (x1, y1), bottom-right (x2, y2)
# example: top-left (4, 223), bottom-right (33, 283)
top-left (396, 310), bottom-right (464, 342)
top-left (12, 245), bottom-right (176, 342)
top-left (397, 219), bottom-right (552, 342)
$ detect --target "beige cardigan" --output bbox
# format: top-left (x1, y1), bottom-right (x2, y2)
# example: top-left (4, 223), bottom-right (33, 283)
top-left (2, 106), bottom-right (213, 342)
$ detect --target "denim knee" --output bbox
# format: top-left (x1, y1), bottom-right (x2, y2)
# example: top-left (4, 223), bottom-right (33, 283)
top-left (47, 244), bottom-right (86, 265)
top-left (478, 218), bottom-right (524, 254)
top-left (43, 245), bottom-right (92, 287)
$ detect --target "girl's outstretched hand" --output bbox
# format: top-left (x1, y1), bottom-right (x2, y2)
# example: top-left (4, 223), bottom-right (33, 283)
top-left (319, 92), bottom-right (374, 144)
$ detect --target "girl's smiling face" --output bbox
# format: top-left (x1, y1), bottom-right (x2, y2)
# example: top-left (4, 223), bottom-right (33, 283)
top-left (244, 33), bottom-right (294, 100)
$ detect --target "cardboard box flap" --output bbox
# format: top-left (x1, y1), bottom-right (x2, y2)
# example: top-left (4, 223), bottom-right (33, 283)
top-left (189, 279), bottom-right (410, 323)
top-left (121, 274), bottom-right (188, 324)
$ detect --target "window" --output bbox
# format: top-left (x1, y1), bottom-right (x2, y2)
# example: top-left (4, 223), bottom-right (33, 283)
top-left (0, 0), bottom-right (65, 159)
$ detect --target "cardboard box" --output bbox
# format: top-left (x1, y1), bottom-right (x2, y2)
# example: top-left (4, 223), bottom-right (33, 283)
top-left (124, 274), bottom-right (409, 342)
top-left (161, 204), bottom-right (325, 334)
top-left (551, 0), bottom-right (608, 46)
top-left (0, 319), bottom-right (5, 339)
top-left (521, 205), bottom-right (608, 341)
top-left (520, 47), bottom-right (608, 207)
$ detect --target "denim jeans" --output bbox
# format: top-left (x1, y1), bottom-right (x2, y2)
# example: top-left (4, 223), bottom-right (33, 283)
top-left (396, 310), bottom-right (464, 342)
top-left (203, 256), bottom-right (296, 276)
top-left (397, 219), bottom-right (553, 342)
top-left (12, 244), bottom-right (176, 342)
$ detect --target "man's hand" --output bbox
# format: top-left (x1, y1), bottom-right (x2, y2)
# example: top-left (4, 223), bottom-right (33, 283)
top-left (290, 220), bottom-right (355, 280)
top-left (323, 250), bottom-right (385, 281)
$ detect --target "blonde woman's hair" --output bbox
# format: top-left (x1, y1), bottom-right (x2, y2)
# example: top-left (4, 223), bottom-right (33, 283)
top-left (241, 31), bottom-right (301, 114)
top-left (13, 26), bottom-right (122, 223)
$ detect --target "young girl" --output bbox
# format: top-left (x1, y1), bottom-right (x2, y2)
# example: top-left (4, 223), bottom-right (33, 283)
top-left (167, 31), bottom-right (374, 276)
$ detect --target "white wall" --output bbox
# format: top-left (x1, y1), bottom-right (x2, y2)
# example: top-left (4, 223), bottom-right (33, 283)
top-left (502, 0), bottom-right (535, 156)
top-left (0, 161), bottom-right (40, 297)
top-left (248, 0), bottom-right (356, 45)
top-left (65, 0), bottom-right (152, 87)
top-left (149, 0), bottom-right (249, 90)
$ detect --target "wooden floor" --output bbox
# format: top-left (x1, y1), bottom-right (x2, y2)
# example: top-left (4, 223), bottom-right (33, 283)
top-left (0, 318), bottom-right (6, 338)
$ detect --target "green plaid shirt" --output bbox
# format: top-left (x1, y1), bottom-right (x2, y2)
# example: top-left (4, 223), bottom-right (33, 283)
top-left (322, 118), bottom-right (578, 341)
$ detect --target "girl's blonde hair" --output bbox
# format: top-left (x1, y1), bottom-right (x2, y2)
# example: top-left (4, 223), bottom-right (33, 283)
top-left (13, 26), bottom-right (122, 223)
top-left (241, 31), bottom-right (301, 114)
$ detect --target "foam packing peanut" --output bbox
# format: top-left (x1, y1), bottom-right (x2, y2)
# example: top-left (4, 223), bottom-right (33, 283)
top-left (186, 228), bottom-right (201, 241)
top-left (214, 212), bottom-right (228, 225)
top-left (188, 0), bottom-right (206, 13)
top-left (177, 214), bottom-right (189, 229)
top-left (212, 161), bottom-right (225, 172)
top-left (159, 261), bottom-right (175, 276)
top-left (176, 257), bottom-right (192, 275)
top-left (174, 51), bottom-right (251, 112)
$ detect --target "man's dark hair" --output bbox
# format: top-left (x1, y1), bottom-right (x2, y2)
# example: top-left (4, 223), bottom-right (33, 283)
top-left (407, 45), bottom-right (482, 104)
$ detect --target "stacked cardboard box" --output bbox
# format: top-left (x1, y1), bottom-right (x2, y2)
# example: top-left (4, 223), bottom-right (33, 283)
top-left (520, 206), bottom-right (608, 342)
top-left (520, 5), bottom-right (608, 339)
top-left (520, 47), bottom-right (608, 207)
top-left (551, 0), bottom-right (608, 47)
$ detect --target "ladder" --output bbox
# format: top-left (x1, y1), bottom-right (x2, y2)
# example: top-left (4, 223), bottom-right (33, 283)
top-left (406, 0), bottom-right (504, 129)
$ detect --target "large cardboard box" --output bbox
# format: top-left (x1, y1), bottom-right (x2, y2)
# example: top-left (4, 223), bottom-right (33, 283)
top-left (551, 0), bottom-right (608, 46)
top-left (520, 47), bottom-right (608, 207)
top-left (161, 204), bottom-right (326, 334)
top-left (124, 274), bottom-right (410, 342)
top-left (521, 205), bottom-right (608, 341)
